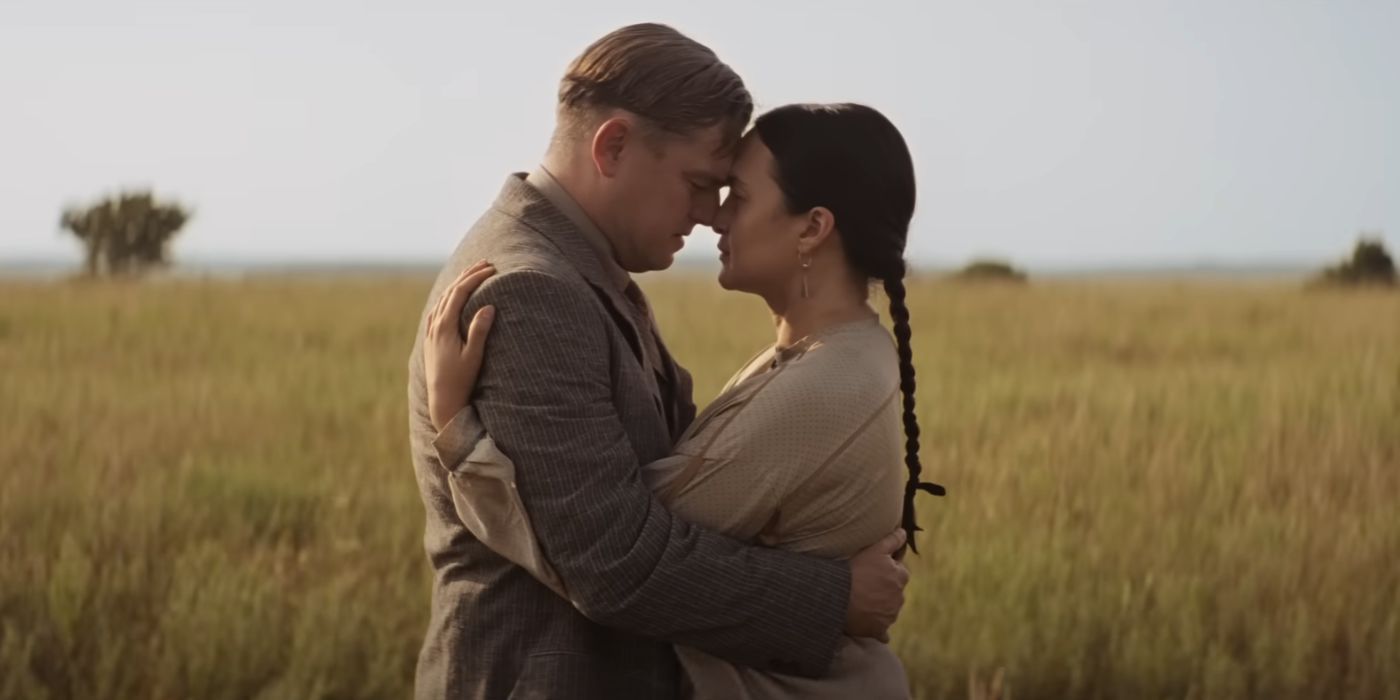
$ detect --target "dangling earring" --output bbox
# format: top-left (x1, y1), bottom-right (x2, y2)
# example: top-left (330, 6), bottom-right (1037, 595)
top-left (799, 253), bottom-right (811, 299)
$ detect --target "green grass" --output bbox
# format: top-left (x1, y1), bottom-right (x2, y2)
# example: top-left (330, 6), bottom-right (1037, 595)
top-left (1, 275), bottom-right (1397, 699)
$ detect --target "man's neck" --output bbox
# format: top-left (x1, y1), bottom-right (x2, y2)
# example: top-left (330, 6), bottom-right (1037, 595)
top-left (541, 155), bottom-right (592, 218)
top-left (539, 155), bottom-right (622, 255)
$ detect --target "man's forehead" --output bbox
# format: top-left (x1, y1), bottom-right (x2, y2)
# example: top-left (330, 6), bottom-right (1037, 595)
top-left (680, 123), bottom-right (736, 156)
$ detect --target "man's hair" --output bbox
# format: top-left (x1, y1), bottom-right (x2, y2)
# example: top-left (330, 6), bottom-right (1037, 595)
top-left (557, 23), bottom-right (752, 151)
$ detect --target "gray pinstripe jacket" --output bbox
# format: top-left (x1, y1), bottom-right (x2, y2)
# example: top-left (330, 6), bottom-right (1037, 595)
top-left (407, 174), bottom-right (851, 699)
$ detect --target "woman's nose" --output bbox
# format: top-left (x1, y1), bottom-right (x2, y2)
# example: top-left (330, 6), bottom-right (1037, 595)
top-left (710, 203), bottom-right (732, 235)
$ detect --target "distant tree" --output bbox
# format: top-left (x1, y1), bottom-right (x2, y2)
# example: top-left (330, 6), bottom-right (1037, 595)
top-left (1315, 235), bottom-right (1396, 288)
top-left (952, 259), bottom-right (1028, 283)
top-left (60, 191), bottom-right (190, 277)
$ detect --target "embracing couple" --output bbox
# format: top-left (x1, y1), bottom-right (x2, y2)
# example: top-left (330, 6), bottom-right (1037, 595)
top-left (407, 22), bottom-right (945, 700)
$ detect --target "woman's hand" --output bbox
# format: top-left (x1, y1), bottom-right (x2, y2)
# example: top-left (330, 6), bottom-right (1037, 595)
top-left (425, 261), bottom-right (497, 433)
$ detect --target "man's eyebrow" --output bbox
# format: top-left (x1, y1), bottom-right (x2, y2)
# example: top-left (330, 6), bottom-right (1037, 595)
top-left (686, 171), bottom-right (726, 188)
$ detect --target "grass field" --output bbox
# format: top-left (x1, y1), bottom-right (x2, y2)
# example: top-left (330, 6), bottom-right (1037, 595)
top-left (1, 274), bottom-right (1397, 699)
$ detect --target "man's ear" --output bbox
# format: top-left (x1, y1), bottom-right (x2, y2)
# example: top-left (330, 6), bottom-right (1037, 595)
top-left (796, 206), bottom-right (836, 256)
top-left (591, 117), bottom-right (632, 178)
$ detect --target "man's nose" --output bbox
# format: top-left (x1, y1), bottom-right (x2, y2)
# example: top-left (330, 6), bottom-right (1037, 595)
top-left (708, 206), bottom-right (730, 235)
top-left (691, 191), bottom-right (720, 226)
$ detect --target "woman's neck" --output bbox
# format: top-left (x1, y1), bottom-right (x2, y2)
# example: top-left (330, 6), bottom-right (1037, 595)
top-left (771, 276), bottom-right (875, 350)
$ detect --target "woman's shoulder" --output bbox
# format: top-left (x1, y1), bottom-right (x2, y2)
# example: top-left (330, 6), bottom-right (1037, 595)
top-left (765, 321), bottom-right (900, 410)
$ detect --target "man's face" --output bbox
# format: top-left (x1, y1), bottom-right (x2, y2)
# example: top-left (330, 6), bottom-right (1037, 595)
top-left (604, 124), bottom-right (732, 273)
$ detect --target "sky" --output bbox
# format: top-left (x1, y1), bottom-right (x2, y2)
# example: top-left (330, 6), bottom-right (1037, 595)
top-left (2, 0), bottom-right (1397, 268)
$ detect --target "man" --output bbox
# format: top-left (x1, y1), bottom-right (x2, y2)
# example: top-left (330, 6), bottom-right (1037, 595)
top-left (407, 23), bottom-right (910, 699)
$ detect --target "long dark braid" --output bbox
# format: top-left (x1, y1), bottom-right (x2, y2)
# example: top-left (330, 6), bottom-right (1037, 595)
top-left (754, 103), bottom-right (946, 556)
top-left (884, 274), bottom-right (945, 554)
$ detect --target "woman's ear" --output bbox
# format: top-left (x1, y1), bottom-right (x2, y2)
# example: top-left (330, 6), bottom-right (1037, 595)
top-left (796, 206), bottom-right (836, 256)
top-left (591, 117), bottom-right (631, 178)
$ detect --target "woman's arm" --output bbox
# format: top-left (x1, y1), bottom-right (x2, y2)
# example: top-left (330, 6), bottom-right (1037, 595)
top-left (424, 261), bottom-right (498, 432)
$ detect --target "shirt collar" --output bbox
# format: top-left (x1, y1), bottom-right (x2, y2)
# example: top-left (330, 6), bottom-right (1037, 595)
top-left (526, 167), bottom-right (631, 293)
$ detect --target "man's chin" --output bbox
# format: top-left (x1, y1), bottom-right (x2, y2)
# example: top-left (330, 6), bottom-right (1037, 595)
top-left (643, 253), bottom-right (676, 273)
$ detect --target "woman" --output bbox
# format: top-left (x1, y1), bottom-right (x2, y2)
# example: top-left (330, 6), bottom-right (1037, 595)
top-left (424, 103), bottom-right (944, 698)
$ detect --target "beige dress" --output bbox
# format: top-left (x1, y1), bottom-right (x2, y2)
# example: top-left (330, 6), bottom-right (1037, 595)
top-left (435, 314), bottom-right (911, 699)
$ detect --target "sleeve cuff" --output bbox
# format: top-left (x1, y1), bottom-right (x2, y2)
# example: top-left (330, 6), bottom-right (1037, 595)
top-left (432, 405), bottom-right (487, 472)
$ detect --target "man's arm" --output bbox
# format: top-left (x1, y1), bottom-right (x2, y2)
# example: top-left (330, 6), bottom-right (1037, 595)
top-left (458, 269), bottom-right (848, 676)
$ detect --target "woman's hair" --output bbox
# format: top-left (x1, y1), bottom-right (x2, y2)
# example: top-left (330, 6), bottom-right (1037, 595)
top-left (753, 103), bottom-right (946, 553)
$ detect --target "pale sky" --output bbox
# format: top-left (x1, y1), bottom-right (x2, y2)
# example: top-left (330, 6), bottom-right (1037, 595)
top-left (2, 0), bottom-right (1396, 268)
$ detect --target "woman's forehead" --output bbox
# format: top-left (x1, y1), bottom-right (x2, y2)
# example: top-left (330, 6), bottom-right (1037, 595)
top-left (729, 135), bottom-right (771, 181)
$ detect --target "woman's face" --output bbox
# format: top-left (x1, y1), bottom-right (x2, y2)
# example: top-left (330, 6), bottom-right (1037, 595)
top-left (711, 134), bottom-right (806, 299)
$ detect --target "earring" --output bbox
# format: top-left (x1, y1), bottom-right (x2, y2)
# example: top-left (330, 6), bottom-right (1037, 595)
top-left (800, 253), bottom-right (811, 299)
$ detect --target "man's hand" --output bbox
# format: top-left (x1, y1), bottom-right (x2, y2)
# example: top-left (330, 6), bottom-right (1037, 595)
top-left (844, 528), bottom-right (910, 640)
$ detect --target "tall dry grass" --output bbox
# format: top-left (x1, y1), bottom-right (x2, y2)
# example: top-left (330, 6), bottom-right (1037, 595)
top-left (1, 275), bottom-right (1396, 698)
